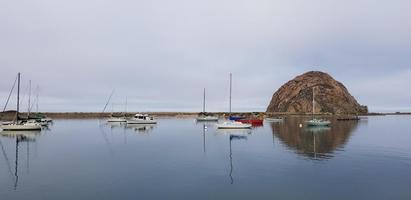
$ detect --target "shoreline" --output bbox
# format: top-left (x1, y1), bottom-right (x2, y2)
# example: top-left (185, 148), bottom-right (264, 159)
top-left (1, 111), bottom-right (411, 120)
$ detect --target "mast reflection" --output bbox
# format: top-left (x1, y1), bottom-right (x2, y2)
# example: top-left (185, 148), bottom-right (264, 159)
top-left (216, 129), bottom-right (249, 184)
top-left (0, 130), bottom-right (41, 190)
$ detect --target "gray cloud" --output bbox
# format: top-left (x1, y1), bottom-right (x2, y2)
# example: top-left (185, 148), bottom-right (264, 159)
top-left (1, 0), bottom-right (410, 112)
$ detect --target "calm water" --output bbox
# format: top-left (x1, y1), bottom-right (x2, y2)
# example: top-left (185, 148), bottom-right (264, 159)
top-left (1, 116), bottom-right (411, 200)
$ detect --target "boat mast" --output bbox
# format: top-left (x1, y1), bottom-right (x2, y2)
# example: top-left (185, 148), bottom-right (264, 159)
top-left (229, 73), bottom-right (232, 114)
top-left (27, 80), bottom-right (31, 118)
top-left (15, 73), bottom-right (20, 122)
top-left (36, 85), bottom-right (39, 113)
top-left (203, 88), bottom-right (206, 113)
top-left (124, 97), bottom-right (127, 116)
top-left (312, 87), bottom-right (315, 116)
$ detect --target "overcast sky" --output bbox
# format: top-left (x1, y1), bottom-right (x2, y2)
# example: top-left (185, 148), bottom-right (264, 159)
top-left (1, 0), bottom-right (410, 112)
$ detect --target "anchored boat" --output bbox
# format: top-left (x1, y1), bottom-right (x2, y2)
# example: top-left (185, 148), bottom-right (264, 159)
top-left (127, 114), bottom-right (157, 124)
top-left (0, 73), bottom-right (42, 131)
top-left (305, 87), bottom-right (331, 127)
top-left (217, 73), bottom-right (251, 129)
top-left (196, 88), bottom-right (218, 122)
top-left (216, 121), bottom-right (252, 129)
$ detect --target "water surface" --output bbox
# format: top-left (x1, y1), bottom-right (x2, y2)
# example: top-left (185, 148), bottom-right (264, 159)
top-left (0, 116), bottom-right (410, 199)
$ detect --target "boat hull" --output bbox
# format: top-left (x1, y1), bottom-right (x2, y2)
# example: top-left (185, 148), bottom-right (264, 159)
top-left (1, 124), bottom-right (42, 131)
top-left (126, 120), bottom-right (157, 124)
top-left (107, 118), bottom-right (127, 122)
top-left (217, 122), bottom-right (252, 129)
top-left (196, 116), bottom-right (218, 121)
top-left (229, 116), bottom-right (245, 121)
top-left (235, 119), bottom-right (263, 126)
top-left (305, 120), bottom-right (331, 126)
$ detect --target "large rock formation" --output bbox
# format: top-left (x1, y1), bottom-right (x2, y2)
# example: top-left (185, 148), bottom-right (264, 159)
top-left (266, 71), bottom-right (367, 114)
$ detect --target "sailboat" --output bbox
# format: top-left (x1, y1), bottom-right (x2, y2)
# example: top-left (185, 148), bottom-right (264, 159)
top-left (305, 87), bottom-right (331, 126)
top-left (217, 73), bottom-right (251, 129)
top-left (107, 97), bottom-right (127, 122)
top-left (1, 73), bottom-right (42, 131)
top-left (196, 88), bottom-right (218, 121)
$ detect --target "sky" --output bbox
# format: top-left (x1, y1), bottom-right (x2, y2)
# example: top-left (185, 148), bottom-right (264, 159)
top-left (0, 0), bottom-right (410, 112)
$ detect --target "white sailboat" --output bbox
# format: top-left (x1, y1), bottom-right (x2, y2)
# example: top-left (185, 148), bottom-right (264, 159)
top-left (1, 73), bottom-right (42, 131)
top-left (305, 87), bottom-right (331, 127)
top-left (196, 88), bottom-right (218, 122)
top-left (107, 97), bottom-right (127, 122)
top-left (217, 73), bottom-right (251, 129)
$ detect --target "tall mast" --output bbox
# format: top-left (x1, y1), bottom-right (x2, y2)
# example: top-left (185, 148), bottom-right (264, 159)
top-left (36, 85), bottom-right (39, 113)
top-left (312, 87), bottom-right (315, 116)
top-left (125, 97), bottom-right (127, 114)
top-left (203, 88), bottom-right (206, 113)
top-left (229, 73), bottom-right (232, 114)
top-left (28, 80), bottom-right (31, 118)
top-left (16, 73), bottom-right (20, 122)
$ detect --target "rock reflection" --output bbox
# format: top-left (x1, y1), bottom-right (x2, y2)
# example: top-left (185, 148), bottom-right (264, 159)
top-left (270, 117), bottom-right (359, 160)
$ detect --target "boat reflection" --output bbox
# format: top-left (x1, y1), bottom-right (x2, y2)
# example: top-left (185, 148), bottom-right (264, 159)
top-left (216, 128), bottom-right (252, 136)
top-left (271, 117), bottom-right (359, 160)
top-left (107, 122), bottom-right (126, 129)
top-left (214, 127), bottom-right (249, 184)
top-left (126, 124), bottom-right (156, 134)
top-left (0, 130), bottom-right (41, 190)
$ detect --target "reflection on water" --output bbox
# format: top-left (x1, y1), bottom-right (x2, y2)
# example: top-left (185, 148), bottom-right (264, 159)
top-left (0, 131), bottom-right (42, 190)
top-left (126, 124), bottom-right (156, 134)
top-left (270, 117), bottom-right (359, 160)
top-left (214, 126), bottom-right (249, 184)
top-left (1, 117), bottom-right (411, 200)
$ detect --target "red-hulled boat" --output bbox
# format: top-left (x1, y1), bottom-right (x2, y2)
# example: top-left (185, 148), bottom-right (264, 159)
top-left (235, 119), bottom-right (263, 126)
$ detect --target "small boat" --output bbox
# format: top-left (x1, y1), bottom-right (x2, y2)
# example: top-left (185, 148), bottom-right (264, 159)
top-left (1, 122), bottom-right (42, 131)
top-left (306, 119), bottom-right (331, 126)
top-left (126, 114), bottom-right (157, 124)
top-left (229, 116), bottom-right (245, 121)
top-left (1, 73), bottom-right (43, 131)
top-left (217, 121), bottom-right (252, 129)
top-left (107, 117), bottom-right (127, 122)
top-left (27, 119), bottom-right (48, 127)
top-left (216, 73), bottom-right (253, 130)
top-left (196, 88), bottom-right (218, 122)
top-left (196, 116), bottom-right (219, 121)
top-left (305, 87), bottom-right (331, 127)
top-left (265, 117), bottom-right (284, 122)
top-left (235, 119), bottom-right (263, 126)
top-left (40, 117), bottom-right (53, 123)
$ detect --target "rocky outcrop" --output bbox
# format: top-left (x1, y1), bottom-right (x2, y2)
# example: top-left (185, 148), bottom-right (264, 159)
top-left (266, 71), bottom-right (367, 115)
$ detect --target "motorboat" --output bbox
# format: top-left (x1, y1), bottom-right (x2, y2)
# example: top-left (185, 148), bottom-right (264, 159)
top-left (127, 114), bottom-right (157, 124)
top-left (217, 121), bottom-right (252, 129)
